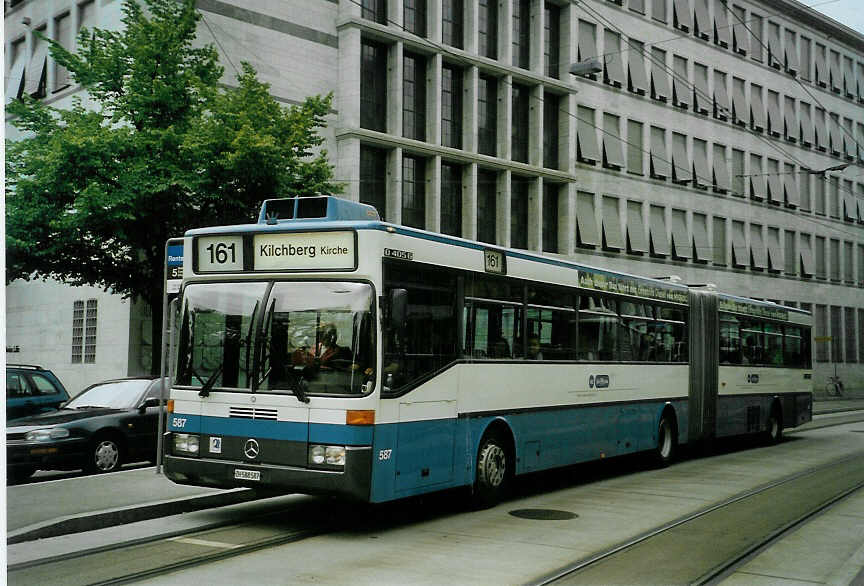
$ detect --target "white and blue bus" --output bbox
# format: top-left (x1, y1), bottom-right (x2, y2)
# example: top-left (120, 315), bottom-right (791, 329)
top-left (164, 196), bottom-right (812, 504)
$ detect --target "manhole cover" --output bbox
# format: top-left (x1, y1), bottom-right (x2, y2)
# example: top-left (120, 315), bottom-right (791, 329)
top-left (509, 508), bottom-right (577, 520)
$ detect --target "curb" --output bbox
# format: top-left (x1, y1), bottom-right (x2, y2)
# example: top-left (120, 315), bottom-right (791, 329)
top-left (7, 488), bottom-right (262, 545)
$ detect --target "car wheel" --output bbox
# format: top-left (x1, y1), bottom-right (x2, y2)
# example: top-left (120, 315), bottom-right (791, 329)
top-left (88, 437), bottom-right (123, 473)
top-left (472, 431), bottom-right (512, 508)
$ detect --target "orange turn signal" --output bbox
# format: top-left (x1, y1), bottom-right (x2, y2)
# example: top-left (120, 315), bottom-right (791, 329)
top-left (346, 410), bottom-right (375, 425)
top-left (166, 399), bottom-right (174, 414)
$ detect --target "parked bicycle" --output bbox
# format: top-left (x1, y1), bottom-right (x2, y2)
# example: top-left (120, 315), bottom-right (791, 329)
top-left (825, 375), bottom-right (844, 397)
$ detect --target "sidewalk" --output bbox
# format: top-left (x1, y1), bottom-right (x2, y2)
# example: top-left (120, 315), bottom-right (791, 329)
top-left (812, 387), bottom-right (864, 415)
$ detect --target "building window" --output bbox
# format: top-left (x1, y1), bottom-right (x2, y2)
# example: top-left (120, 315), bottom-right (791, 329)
top-left (361, 40), bottom-right (387, 132)
top-left (543, 93), bottom-right (559, 169)
top-left (844, 241), bottom-right (854, 283)
top-left (54, 12), bottom-right (73, 91)
top-left (6, 37), bottom-right (26, 101)
top-left (442, 0), bottom-right (463, 49)
top-left (815, 236), bottom-right (826, 279)
top-left (478, 75), bottom-right (497, 156)
top-left (25, 26), bottom-right (49, 99)
top-left (830, 238), bottom-right (840, 281)
top-left (403, 53), bottom-right (426, 141)
top-left (652, 0), bottom-right (667, 23)
top-left (845, 308), bottom-right (858, 363)
top-left (511, 177), bottom-right (529, 249)
top-left (402, 155), bottom-right (426, 228)
top-left (545, 4), bottom-right (560, 79)
top-left (441, 163), bottom-right (462, 237)
top-left (441, 64), bottom-right (462, 149)
top-left (731, 149), bottom-right (745, 197)
top-left (360, 145), bottom-right (388, 219)
top-left (477, 170), bottom-right (497, 244)
top-left (712, 218), bottom-right (726, 265)
top-left (512, 0), bottom-right (530, 69)
top-left (750, 13), bottom-right (763, 62)
top-left (543, 183), bottom-right (559, 253)
top-left (784, 231), bottom-right (797, 275)
top-left (627, 120), bottom-right (644, 175)
top-left (361, 0), bottom-right (388, 24)
top-left (478, 0), bottom-right (498, 59)
top-left (72, 299), bottom-right (98, 363)
top-left (511, 83), bottom-right (530, 163)
top-left (404, 0), bottom-right (426, 37)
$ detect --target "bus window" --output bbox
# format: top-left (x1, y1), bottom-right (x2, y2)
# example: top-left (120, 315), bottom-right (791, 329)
top-left (784, 326), bottom-right (802, 367)
top-left (526, 285), bottom-right (577, 360)
top-left (619, 302), bottom-right (653, 361)
top-left (578, 295), bottom-right (619, 360)
top-left (649, 305), bottom-right (688, 363)
top-left (764, 322), bottom-right (783, 365)
top-left (719, 313), bottom-right (742, 364)
top-left (383, 262), bottom-right (458, 392)
top-left (465, 301), bottom-right (522, 359)
top-left (740, 319), bottom-right (764, 364)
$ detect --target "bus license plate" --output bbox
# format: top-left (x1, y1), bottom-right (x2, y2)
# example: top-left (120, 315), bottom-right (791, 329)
top-left (234, 469), bottom-right (261, 481)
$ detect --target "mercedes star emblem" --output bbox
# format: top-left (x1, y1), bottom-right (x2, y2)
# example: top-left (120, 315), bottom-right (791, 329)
top-left (244, 438), bottom-right (260, 460)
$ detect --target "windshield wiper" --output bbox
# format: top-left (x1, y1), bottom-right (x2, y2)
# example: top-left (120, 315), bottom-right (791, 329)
top-left (198, 363), bottom-right (223, 398)
top-left (74, 405), bottom-right (106, 409)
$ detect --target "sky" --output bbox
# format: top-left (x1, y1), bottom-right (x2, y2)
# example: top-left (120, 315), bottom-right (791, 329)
top-left (809, 0), bottom-right (864, 36)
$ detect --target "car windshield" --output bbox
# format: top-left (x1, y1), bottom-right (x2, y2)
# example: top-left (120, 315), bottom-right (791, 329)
top-left (66, 380), bottom-right (153, 409)
top-left (176, 281), bottom-right (375, 396)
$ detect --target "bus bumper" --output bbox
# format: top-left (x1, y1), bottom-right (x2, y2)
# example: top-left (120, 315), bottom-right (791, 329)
top-left (163, 448), bottom-right (372, 501)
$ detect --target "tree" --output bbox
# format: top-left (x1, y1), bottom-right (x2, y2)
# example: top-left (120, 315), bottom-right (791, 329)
top-left (6, 0), bottom-right (341, 374)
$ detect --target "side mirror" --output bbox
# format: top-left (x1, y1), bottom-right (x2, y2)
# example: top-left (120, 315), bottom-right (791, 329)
top-left (139, 397), bottom-right (161, 412)
top-left (388, 288), bottom-right (408, 329)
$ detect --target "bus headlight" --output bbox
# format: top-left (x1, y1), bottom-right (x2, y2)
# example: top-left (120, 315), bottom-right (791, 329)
top-left (173, 433), bottom-right (200, 456)
top-left (308, 444), bottom-right (345, 468)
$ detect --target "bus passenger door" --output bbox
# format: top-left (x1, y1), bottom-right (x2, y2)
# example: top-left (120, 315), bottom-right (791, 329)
top-left (394, 400), bottom-right (457, 494)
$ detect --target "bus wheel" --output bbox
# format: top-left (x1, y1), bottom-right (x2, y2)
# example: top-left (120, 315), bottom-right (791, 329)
top-left (653, 413), bottom-right (677, 467)
top-left (473, 432), bottom-right (511, 508)
top-left (764, 407), bottom-right (783, 445)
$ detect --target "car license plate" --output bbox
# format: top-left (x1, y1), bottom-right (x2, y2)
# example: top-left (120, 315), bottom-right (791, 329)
top-left (234, 469), bottom-right (261, 481)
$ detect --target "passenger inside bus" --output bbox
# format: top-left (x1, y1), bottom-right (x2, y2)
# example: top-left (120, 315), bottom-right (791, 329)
top-left (527, 336), bottom-right (543, 360)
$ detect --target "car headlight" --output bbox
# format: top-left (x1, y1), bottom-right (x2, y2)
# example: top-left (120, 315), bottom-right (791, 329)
top-left (173, 433), bottom-right (200, 456)
top-left (25, 428), bottom-right (70, 442)
top-left (309, 444), bottom-right (345, 468)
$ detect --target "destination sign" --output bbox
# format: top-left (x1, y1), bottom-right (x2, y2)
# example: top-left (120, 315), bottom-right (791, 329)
top-left (254, 231), bottom-right (355, 271)
top-left (578, 272), bottom-right (688, 304)
top-left (718, 298), bottom-right (789, 321)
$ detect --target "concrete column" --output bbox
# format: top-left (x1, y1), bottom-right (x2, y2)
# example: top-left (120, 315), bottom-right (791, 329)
top-left (428, 53), bottom-right (443, 145)
top-left (500, 0), bottom-right (513, 67)
top-left (530, 84), bottom-right (544, 167)
top-left (339, 0), bottom-right (362, 20)
top-left (463, 163), bottom-right (479, 240)
top-left (465, 0), bottom-right (479, 55)
top-left (428, 0), bottom-right (443, 44)
top-left (499, 74), bottom-right (513, 160)
top-left (427, 155), bottom-right (443, 232)
top-left (388, 42), bottom-right (404, 136)
top-left (338, 27), bottom-right (362, 130)
top-left (563, 93), bottom-right (577, 175)
top-left (561, 183), bottom-right (576, 256)
top-left (528, 176), bottom-right (543, 252)
top-left (565, 4), bottom-right (579, 78)
top-left (499, 170), bottom-right (512, 247)
top-left (337, 137), bottom-right (361, 202)
top-left (530, 0), bottom-right (544, 74)
top-left (464, 65), bottom-right (479, 153)
top-left (389, 0), bottom-right (403, 29)
top-left (388, 147), bottom-right (403, 224)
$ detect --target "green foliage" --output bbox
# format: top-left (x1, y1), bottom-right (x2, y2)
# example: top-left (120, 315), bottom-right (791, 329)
top-left (6, 0), bottom-right (341, 372)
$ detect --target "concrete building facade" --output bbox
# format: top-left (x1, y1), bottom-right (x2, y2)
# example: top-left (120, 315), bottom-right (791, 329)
top-left (5, 0), bottom-right (864, 391)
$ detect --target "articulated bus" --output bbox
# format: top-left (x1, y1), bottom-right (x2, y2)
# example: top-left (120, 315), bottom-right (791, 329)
top-left (164, 196), bottom-right (812, 505)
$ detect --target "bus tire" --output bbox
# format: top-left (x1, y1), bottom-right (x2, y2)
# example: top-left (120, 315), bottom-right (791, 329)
top-left (472, 431), bottom-right (511, 508)
top-left (653, 412), bottom-right (677, 468)
top-left (764, 406), bottom-right (783, 445)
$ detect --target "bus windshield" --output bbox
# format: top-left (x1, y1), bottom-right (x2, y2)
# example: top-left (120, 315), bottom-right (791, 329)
top-left (175, 281), bottom-right (375, 396)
